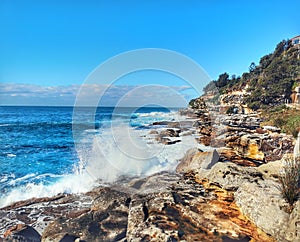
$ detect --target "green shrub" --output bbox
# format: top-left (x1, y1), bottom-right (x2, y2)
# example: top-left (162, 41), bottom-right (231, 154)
top-left (283, 116), bottom-right (300, 138)
top-left (279, 155), bottom-right (300, 206)
top-left (226, 106), bottom-right (237, 114)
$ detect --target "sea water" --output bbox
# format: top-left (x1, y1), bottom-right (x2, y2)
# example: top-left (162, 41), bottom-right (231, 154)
top-left (0, 106), bottom-right (198, 207)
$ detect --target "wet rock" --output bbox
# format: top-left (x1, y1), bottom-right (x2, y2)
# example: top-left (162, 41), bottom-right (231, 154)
top-left (159, 128), bottom-right (181, 137)
top-left (0, 193), bottom-right (93, 239)
top-left (152, 121), bottom-right (170, 126)
top-left (42, 187), bottom-right (129, 242)
top-left (4, 225), bottom-right (41, 242)
top-left (149, 130), bottom-right (159, 135)
top-left (155, 129), bottom-right (182, 145)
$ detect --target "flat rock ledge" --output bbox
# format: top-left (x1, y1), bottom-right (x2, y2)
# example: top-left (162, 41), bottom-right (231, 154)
top-left (176, 148), bottom-right (300, 242)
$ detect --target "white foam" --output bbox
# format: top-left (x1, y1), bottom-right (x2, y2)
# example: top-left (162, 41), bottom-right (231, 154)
top-left (7, 153), bottom-right (16, 157)
top-left (8, 173), bottom-right (36, 186)
top-left (0, 173), bottom-right (96, 208)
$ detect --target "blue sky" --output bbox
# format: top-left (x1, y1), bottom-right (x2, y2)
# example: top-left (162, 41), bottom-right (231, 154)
top-left (0, 0), bottom-right (299, 106)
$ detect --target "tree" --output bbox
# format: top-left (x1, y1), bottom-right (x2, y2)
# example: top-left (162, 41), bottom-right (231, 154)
top-left (215, 72), bottom-right (229, 88)
top-left (249, 62), bottom-right (256, 72)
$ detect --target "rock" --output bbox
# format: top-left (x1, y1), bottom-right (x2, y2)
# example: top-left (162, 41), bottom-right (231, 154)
top-left (149, 130), bottom-right (158, 135)
top-left (5, 225), bottom-right (41, 242)
top-left (198, 125), bottom-right (213, 136)
top-left (42, 187), bottom-right (129, 242)
top-left (159, 128), bottom-right (181, 137)
top-left (197, 162), bottom-right (264, 191)
top-left (286, 200), bottom-right (300, 241)
top-left (154, 128), bottom-right (182, 145)
top-left (263, 125), bottom-right (281, 133)
top-left (176, 149), bottom-right (219, 173)
top-left (196, 135), bottom-right (212, 146)
top-left (152, 121), bottom-right (170, 126)
top-left (155, 136), bottom-right (181, 145)
top-left (221, 114), bottom-right (261, 130)
top-left (257, 160), bottom-right (282, 180)
top-left (126, 173), bottom-right (272, 242)
top-left (40, 172), bottom-right (272, 242)
top-left (189, 97), bottom-right (207, 110)
top-left (218, 148), bottom-right (261, 166)
top-left (235, 181), bottom-right (290, 241)
top-left (225, 134), bottom-right (265, 162)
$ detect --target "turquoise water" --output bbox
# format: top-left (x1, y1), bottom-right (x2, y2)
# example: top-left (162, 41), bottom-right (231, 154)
top-left (0, 106), bottom-right (177, 206)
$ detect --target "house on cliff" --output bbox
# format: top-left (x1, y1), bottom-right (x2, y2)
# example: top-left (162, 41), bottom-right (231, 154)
top-left (291, 86), bottom-right (300, 104)
top-left (291, 35), bottom-right (300, 46)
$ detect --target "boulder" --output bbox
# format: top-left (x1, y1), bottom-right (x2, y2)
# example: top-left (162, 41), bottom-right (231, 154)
top-left (226, 134), bottom-right (265, 162)
top-left (235, 181), bottom-right (290, 241)
top-left (257, 160), bottom-right (282, 180)
top-left (4, 225), bottom-right (41, 242)
top-left (176, 149), bottom-right (219, 173)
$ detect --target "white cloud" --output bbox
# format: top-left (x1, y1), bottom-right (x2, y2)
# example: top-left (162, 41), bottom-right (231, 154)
top-left (0, 83), bottom-right (197, 107)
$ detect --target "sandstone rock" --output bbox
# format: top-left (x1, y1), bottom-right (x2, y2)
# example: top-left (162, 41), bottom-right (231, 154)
top-left (286, 200), bottom-right (300, 242)
top-left (262, 125), bottom-right (281, 133)
top-left (196, 135), bottom-right (212, 146)
top-left (257, 160), bottom-right (282, 180)
top-left (218, 148), bottom-right (261, 166)
top-left (225, 134), bottom-right (265, 162)
top-left (235, 181), bottom-right (290, 241)
top-left (221, 114), bottom-right (261, 130)
top-left (38, 171), bottom-right (273, 242)
top-left (197, 162), bottom-right (264, 191)
top-left (176, 149), bottom-right (219, 173)
top-left (126, 173), bottom-right (272, 242)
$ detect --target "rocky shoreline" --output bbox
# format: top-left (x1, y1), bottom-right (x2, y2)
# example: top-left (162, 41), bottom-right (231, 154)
top-left (1, 100), bottom-right (299, 242)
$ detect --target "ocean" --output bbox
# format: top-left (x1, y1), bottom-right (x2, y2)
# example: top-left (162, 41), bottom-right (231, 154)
top-left (0, 106), bottom-right (198, 208)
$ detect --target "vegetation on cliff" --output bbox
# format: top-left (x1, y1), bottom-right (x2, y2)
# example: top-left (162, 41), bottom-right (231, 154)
top-left (262, 106), bottom-right (300, 138)
top-left (203, 39), bottom-right (300, 110)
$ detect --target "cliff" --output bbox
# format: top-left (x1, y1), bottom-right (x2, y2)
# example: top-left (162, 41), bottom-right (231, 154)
top-left (202, 38), bottom-right (300, 111)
